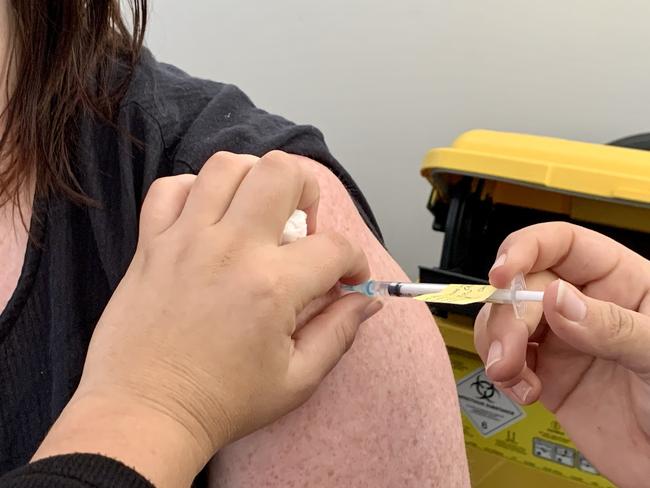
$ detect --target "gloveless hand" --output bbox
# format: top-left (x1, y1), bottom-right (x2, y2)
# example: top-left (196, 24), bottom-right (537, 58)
top-left (474, 223), bottom-right (650, 488)
top-left (34, 151), bottom-right (381, 487)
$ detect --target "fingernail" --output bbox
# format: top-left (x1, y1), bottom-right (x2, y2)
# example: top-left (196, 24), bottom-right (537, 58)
top-left (556, 280), bottom-right (587, 322)
top-left (511, 380), bottom-right (532, 404)
top-left (486, 341), bottom-right (503, 372)
top-left (490, 254), bottom-right (507, 273)
top-left (362, 300), bottom-right (384, 322)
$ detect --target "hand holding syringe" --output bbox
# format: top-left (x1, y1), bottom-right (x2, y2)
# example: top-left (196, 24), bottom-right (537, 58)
top-left (342, 273), bottom-right (543, 319)
top-left (280, 211), bottom-right (543, 318)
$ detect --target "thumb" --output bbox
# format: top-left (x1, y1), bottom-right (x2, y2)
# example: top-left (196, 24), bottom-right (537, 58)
top-left (288, 294), bottom-right (383, 396)
top-left (544, 279), bottom-right (650, 375)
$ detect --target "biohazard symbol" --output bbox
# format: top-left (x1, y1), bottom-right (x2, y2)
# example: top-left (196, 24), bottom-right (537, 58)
top-left (470, 375), bottom-right (500, 402)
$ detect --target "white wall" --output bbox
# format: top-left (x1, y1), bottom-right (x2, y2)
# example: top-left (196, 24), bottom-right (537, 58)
top-left (146, 0), bottom-right (650, 278)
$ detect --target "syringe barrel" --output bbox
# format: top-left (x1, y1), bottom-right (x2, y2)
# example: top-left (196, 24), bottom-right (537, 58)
top-left (486, 289), bottom-right (512, 304)
top-left (487, 289), bottom-right (544, 304)
top-left (388, 282), bottom-right (447, 297)
top-left (358, 281), bottom-right (449, 297)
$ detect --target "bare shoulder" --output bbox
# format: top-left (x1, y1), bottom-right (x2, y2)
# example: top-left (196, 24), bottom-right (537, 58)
top-left (209, 160), bottom-right (469, 487)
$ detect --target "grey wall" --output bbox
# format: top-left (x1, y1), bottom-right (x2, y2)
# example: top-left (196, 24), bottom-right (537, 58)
top-left (146, 0), bottom-right (650, 278)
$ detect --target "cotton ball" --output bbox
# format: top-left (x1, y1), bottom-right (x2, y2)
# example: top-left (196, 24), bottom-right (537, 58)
top-left (281, 209), bottom-right (307, 244)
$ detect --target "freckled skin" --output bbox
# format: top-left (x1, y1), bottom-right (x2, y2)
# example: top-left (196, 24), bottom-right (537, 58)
top-left (209, 160), bottom-right (470, 487)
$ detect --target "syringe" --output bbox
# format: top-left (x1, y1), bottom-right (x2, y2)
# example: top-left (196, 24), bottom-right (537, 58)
top-left (341, 274), bottom-right (543, 319)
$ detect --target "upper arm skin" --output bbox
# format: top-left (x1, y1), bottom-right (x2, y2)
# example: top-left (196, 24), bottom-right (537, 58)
top-left (208, 160), bottom-right (470, 487)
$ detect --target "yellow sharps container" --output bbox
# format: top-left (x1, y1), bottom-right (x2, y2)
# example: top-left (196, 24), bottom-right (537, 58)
top-left (420, 130), bottom-right (650, 488)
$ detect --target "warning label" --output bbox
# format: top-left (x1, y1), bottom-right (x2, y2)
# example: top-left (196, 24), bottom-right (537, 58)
top-left (578, 454), bottom-right (599, 475)
top-left (446, 345), bottom-right (614, 487)
top-left (533, 438), bottom-right (600, 474)
top-left (533, 438), bottom-right (575, 467)
top-left (456, 367), bottom-right (525, 437)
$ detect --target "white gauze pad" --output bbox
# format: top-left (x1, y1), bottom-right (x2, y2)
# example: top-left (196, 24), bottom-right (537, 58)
top-left (281, 209), bottom-right (307, 244)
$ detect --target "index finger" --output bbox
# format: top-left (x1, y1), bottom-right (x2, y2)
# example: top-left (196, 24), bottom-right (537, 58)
top-left (490, 222), bottom-right (650, 311)
top-left (221, 151), bottom-right (319, 242)
top-left (491, 222), bottom-right (639, 284)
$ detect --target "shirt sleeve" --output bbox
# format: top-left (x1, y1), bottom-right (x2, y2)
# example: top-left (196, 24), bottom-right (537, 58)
top-left (0, 454), bottom-right (153, 488)
top-left (125, 50), bottom-right (383, 243)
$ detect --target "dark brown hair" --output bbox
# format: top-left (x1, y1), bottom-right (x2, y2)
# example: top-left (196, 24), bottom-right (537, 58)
top-left (0, 0), bottom-right (147, 211)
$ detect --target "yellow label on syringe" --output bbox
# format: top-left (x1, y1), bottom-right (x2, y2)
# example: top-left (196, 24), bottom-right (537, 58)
top-left (414, 284), bottom-right (496, 305)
